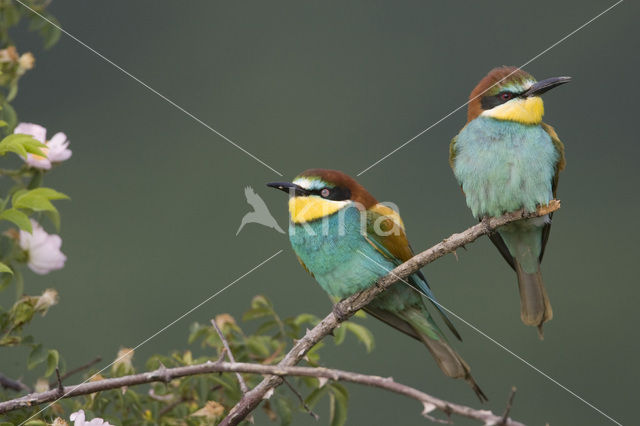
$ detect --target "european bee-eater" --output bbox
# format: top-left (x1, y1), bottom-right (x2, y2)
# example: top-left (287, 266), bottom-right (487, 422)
top-left (268, 169), bottom-right (486, 401)
top-left (449, 66), bottom-right (569, 337)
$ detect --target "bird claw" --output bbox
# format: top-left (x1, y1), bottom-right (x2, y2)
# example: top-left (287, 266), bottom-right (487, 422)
top-left (332, 304), bottom-right (350, 322)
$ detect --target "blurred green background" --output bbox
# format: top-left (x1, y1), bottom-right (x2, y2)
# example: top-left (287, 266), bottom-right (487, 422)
top-left (3, 0), bottom-right (639, 424)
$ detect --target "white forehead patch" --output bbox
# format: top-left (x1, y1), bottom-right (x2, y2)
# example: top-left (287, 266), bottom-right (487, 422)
top-left (500, 79), bottom-right (536, 93)
top-left (293, 177), bottom-right (326, 190)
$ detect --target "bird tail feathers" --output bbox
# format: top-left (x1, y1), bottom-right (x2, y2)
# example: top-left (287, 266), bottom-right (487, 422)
top-left (515, 260), bottom-right (553, 339)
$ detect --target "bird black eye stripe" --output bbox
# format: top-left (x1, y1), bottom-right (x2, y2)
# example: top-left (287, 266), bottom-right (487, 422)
top-left (481, 91), bottom-right (522, 110)
top-left (309, 187), bottom-right (351, 201)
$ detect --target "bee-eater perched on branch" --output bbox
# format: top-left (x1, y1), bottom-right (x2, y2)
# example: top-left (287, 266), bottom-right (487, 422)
top-left (449, 66), bottom-right (569, 338)
top-left (268, 169), bottom-right (486, 401)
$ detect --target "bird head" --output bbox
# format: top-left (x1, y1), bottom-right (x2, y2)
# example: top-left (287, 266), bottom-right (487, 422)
top-left (467, 66), bottom-right (570, 125)
top-left (267, 169), bottom-right (377, 224)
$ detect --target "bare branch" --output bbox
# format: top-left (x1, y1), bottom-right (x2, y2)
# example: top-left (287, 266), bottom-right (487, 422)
top-left (0, 360), bottom-right (524, 425)
top-left (211, 318), bottom-right (249, 394)
top-left (501, 387), bottom-right (517, 425)
top-left (54, 369), bottom-right (64, 397)
top-left (221, 201), bottom-right (559, 425)
top-left (0, 203), bottom-right (555, 424)
top-left (0, 373), bottom-right (31, 393)
top-left (282, 377), bottom-right (319, 421)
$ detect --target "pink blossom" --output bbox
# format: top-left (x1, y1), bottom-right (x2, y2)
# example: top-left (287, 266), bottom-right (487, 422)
top-left (19, 220), bottom-right (66, 275)
top-left (13, 122), bottom-right (72, 169)
top-left (70, 410), bottom-right (113, 426)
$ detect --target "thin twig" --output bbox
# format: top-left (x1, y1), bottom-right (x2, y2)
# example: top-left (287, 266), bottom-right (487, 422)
top-left (211, 319), bottom-right (249, 394)
top-left (0, 360), bottom-right (525, 425)
top-left (0, 204), bottom-right (554, 425)
top-left (501, 387), bottom-right (517, 425)
top-left (282, 377), bottom-right (319, 421)
top-left (221, 202), bottom-right (560, 426)
top-left (49, 357), bottom-right (101, 388)
top-left (54, 368), bottom-right (64, 397)
top-left (0, 373), bottom-right (31, 393)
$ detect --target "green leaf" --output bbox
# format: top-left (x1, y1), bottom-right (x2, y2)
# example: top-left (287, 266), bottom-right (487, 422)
top-left (255, 319), bottom-right (277, 335)
top-left (39, 15), bottom-right (62, 49)
top-left (245, 336), bottom-right (271, 357)
top-left (329, 384), bottom-right (349, 426)
top-left (45, 349), bottom-right (59, 377)
top-left (0, 208), bottom-right (31, 231)
top-left (242, 307), bottom-right (271, 321)
top-left (0, 272), bottom-right (12, 292)
top-left (23, 187), bottom-right (69, 201)
top-left (27, 344), bottom-right (47, 370)
top-left (344, 322), bottom-right (375, 352)
top-left (187, 322), bottom-right (210, 345)
top-left (0, 262), bottom-right (13, 275)
top-left (0, 101), bottom-right (17, 133)
top-left (0, 134), bottom-right (45, 158)
top-left (12, 188), bottom-right (69, 229)
top-left (305, 386), bottom-right (329, 409)
top-left (251, 294), bottom-right (273, 309)
top-left (7, 81), bottom-right (18, 102)
top-left (293, 313), bottom-right (318, 327)
top-left (14, 268), bottom-right (23, 300)
top-left (11, 300), bottom-right (35, 326)
top-left (333, 324), bottom-right (347, 346)
top-left (274, 396), bottom-right (293, 426)
top-left (353, 309), bottom-right (367, 319)
top-left (0, 120), bottom-right (7, 127)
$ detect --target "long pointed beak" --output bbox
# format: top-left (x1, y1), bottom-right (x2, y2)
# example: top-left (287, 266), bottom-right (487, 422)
top-left (523, 76), bottom-right (571, 97)
top-left (266, 181), bottom-right (310, 197)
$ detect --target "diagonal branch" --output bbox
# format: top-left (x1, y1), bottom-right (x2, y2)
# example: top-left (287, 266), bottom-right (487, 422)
top-left (0, 360), bottom-right (525, 425)
top-left (221, 201), bottom-right (560, 425)
top-left (0, 372), bottom-right (31, 393)
top-left (211, 319), bottom-right (249, 394)
top-left (0, 202), bottom-right (556, 425)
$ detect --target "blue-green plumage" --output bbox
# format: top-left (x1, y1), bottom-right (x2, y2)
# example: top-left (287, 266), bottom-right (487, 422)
top-left (453, 117), bottom-right (559, 219)
top-left (269, 169), bottom-right (486, 400)
top-left (453, 117), bottom-right (558, 274)
top-left (290, 205), bottom-right (449, 335)
top-left (289, 207), bottom-right (391, 298)
top-left (449, 66), bottom-right (569, 336)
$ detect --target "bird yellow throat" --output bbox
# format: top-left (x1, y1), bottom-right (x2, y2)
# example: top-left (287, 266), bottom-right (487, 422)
top-left (288, 196), bottom-right (348, 223)
top-left (483, 96), bottom-right (545, 124)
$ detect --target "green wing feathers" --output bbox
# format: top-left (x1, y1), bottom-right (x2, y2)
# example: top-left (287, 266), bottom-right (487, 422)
top-left (449, 135), bottom-right (458, 170)
top-left (402, 308), bottom-right (487, 402)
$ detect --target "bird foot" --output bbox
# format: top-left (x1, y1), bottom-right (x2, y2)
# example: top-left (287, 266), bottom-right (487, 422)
top-left (481, 216), bottom-right (492, 233)
top-left (332, 304), bottom-right (350, 322)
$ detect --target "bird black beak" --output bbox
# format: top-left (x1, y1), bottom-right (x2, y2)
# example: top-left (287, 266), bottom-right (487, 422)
top-left (266, 182), bottom-right (310, 197)
top-left (522, 76), bottom-right (571, 97)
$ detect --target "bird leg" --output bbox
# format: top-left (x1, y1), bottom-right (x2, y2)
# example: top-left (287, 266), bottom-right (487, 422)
top-left (332, 303), bottom-right (350, 323)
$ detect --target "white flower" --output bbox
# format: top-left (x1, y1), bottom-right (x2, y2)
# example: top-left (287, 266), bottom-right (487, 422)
top-left (19, 220), bottom-right (67, 275)
top-left (47, 132), bottom-right (72, 162)
top-left (69, 410), bottom-right (113, 426)
top-left (13, 122), bottom-right (72, 169)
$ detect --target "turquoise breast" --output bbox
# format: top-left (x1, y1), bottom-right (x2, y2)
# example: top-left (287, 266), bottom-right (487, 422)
top-left (453, 117), bottom-right (559, 218)
top-left (289, 205), bottom-right (397, 299)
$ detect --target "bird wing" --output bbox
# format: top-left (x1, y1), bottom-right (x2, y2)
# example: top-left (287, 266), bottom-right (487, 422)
top-left (362, 305), bottom-right (421, 341)
top-left (295, 255), bottom-right (315, 279)
top-left (448, 135), bottom-right (459, 171)
top-left (539, 122), bottom-right (566, 262)
top-left (363, 204), bottom-right (461, 340)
